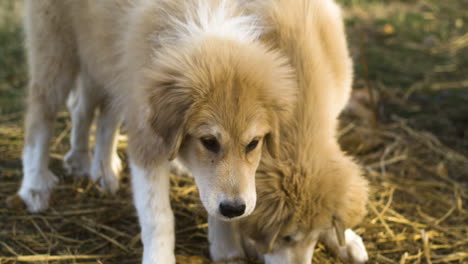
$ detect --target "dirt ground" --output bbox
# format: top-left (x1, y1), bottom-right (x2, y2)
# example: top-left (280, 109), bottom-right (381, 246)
top-left (0, 0), bottom-right (467, 263)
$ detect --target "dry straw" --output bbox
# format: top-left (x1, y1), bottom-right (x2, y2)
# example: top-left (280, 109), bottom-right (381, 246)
top-left (1, 98), bottom-right (467, 263)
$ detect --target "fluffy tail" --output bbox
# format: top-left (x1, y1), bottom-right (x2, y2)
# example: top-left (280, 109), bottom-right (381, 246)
top-left (261, 0), bottom-right (353, 161)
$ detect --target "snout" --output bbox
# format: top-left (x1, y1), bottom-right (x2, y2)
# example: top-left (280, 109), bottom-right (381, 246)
top-left (219, 199), bottom-right (246, 218)
top-left (190, 164), bottom-right (257, 220)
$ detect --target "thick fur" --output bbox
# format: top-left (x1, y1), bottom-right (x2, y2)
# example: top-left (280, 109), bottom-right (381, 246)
top-left (15, 0), bottom-right (298, 263)
top-left (209, 0), bottom-right (369, 263)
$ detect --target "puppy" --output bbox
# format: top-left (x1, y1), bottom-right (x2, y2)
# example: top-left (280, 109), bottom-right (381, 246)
top-left (14, 0), bottom-right (297, 263)
top-left (208, 0), bottom-right (369, 263)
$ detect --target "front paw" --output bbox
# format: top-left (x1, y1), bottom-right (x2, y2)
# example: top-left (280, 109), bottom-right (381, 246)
top-left (90, 154), bottom-right (122, 194)
top-left (338, 230), bottom-right (368, 264)
top-left (64, 150), bottom-right (91, 177)
top-left (13, 170), bottom-right (58, 212)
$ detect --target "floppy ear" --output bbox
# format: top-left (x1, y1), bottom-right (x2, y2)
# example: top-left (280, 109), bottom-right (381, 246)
top-left (265, 114), bottom-right (280, 159)
top-left (146, 78), bottom-right (194, 161)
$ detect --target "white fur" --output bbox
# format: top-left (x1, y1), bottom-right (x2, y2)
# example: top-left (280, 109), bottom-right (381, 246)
top-left (340, 229), bottom-right (369, 264)
top-left (89, 104), bottom-right (122, 193)
top-left (64, 79), bottom-right (94, 177)
top-left (165, 0), bottom-right (262, 44)
top-left (131, 161), bottom-right (175, 264)
top-left (208, 216), bottom-right (245, 262)
top-left (169, 159), bottom-right (191, 177)
top-left (19, 122), bottom-right (58, 212)
top-left (64, 149), bottom-right (91, 177)
top-left (321, 228), bottom-right (369, 264)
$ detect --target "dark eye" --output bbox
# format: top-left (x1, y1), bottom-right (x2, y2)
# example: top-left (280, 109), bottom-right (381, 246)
top-left (200, 137), bottom-right (220, 153)
top-left (282, 235), bottom-right (293, 243)
top-left (246, 139), bottom-right (259, 153)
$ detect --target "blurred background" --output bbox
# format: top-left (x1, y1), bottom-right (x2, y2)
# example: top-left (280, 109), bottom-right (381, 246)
top-left (0, 0), bottom-right (467, 263)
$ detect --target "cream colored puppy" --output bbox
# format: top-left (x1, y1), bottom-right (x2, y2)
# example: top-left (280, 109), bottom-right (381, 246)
top-left (208, 0), bottom-right (369, 263)
top-left (15, 0), bottom-right (297, 263)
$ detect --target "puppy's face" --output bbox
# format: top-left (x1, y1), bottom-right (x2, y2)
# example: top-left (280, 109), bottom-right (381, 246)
top-left (178, 112), bottom-right (270, 220)
top-left (145, 37), bottom-right (296, 220)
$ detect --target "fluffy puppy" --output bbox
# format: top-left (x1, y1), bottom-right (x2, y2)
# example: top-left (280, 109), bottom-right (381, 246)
top-left (14, 0), bottom-right (297, 263)
top-left (208, 0), bottom-right (369, 263)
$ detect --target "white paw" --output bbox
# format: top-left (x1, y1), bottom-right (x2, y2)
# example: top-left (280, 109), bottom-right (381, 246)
top-left (90, 154), bottom-right (122, 194)
top-left (64, 150), bottom-right (91, 177)
top-left (338, 230), bottom-right (369, 264)
top-left (142, 246), bottom-right (176, 264)
top-left (18, 170), bottom-right (58, 212)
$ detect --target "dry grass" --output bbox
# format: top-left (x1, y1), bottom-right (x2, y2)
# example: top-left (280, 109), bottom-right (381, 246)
top-left (1, 98), bottom-right (467, 264)
top-left (0, 0), bottom-right (467, 263)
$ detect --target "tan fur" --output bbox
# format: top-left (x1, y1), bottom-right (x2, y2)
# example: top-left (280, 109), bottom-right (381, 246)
top-left (230, 0), bottom-right (369, 260)
top-left (20, 0), bottom-right (366, 262)
top-left (23, 0), bottom-right (295, 159)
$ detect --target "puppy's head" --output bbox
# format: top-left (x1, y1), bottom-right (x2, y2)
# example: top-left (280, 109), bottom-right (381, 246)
top-left (242, 215), bottom-right (320, 264)
top-left (239, 157), bottom-right (368, 263)
top-left (144, 37), bottom-right (296, 220)
top-left (260, 224), bottom-right (320, 264)
top-left (237, 167), bottom-right (322, 264)
top-left (236, 164), bottom-right (314, 262)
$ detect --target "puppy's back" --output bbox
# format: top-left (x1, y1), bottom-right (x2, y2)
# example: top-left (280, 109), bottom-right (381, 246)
top-left (253, 0), bottom-right (368, 229)
top-left (261, 0), bottom-right (353, 155)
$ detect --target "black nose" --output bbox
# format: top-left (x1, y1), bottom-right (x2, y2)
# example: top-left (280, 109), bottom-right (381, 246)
top-left (219, 200), bottom-right (246, 218)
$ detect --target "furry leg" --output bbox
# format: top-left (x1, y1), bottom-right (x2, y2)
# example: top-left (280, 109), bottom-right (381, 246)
top-left (89, 100), bottom-right (122, 194)
top-left (64, 76), bottom-right (99, 177)
top-left (14, 0), bottom-right (79, 212)
top-left (131, 161), bottom-right (175, 264)
top-left (18, 102), bottom-right (59, 212)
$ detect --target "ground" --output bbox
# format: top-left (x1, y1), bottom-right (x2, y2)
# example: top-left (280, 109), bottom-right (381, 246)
top-left (0, 0), bottom-right (467, 263)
